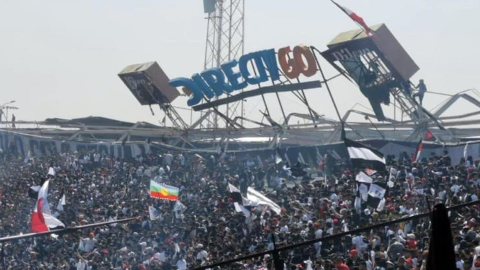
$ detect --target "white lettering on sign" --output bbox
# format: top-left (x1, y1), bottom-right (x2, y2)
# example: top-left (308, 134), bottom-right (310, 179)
top-left (124, 76), bottom-right (146, 90)
top-left (332, 48), bottom-right (372, 62)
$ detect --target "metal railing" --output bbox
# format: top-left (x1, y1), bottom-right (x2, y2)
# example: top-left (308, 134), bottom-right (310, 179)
top-left (193, 200), bottom-right (480, 270)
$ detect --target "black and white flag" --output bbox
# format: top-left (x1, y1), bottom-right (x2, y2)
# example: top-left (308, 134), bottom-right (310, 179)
top-left (345, 138), bottom-right (386, 172)
top-left (28, 185), bottom-right (41, 199)
top-left (227, 184), bottom-right (282, 216)
top-left (356, 171), bottom-right (373, 184)
top-left (354, 171), bottom-right (388, 211)
top-left (227, 183), bottom-right (244, 204)
top-left (227, 183), bottom-right (251, 216)
top-left (246, 187), bottom-right (282, 215)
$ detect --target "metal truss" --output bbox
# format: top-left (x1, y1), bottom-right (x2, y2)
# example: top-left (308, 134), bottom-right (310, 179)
top-left (202, 0), bottom-right (245, 129)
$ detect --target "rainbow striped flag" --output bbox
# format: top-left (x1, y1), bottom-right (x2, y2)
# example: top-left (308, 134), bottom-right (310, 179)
top-left (150, 181), bottom-right (179, 201)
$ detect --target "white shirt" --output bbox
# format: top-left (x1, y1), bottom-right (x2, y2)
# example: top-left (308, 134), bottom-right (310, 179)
top-left (412, 257), bottom-right (418, 268)
top-left (177, 259), bottom-right (187, 270)
top-left (451, 184), bottom-right (463, 194)
top-left (396, 230), bottom-right (406, 243)
top-left (164, 154), bottom-right (173, 165)
top-left (296, 220), bottom-right (303, 229)
top-left (280, 225), bottom-right (289, 233)
top-left (179, 155), bottom-right (185, 166)
top-left (352, 235), bottom-right (367, 252)
top-left (366, 260), bottom-right (373, 270)
top-left (456, 260), bottom-right (463, 270)
top-left (154, 251), bottom-right (167, 262)
top-left (474, 246), bottom-right (480, 256)
top-left (81, 238), bottom-right (97, 252)
top-left (439, 190), bottom-right (447, 200)
top-left (301, 213), bottom-right (312, 222)
top-left (76, 261), bottom-right (86, 270)
top-left (196, 250), bottom-right (208, 261)
top-left (473, 179), bottom-right (480, 186)
top-left (304, 260), bottom-right (313, 270)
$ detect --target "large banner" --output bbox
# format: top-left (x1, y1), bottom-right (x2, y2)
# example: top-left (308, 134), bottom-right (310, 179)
top-left (196, 140), bottom-right (480, 168)
top-left (0, 131), bottom-right (150, 159)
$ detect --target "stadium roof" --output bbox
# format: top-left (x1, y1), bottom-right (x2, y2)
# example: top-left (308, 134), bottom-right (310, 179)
top-left (44, 116), bottom-right (160, 129)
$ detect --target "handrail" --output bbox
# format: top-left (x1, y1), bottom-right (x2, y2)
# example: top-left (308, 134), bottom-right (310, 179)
top-left (193, 200), bottom-right (480, 270)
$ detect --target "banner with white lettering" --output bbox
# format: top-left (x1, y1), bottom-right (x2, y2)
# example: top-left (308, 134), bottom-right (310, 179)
top-left (0, 131), bottom-right (150, 159)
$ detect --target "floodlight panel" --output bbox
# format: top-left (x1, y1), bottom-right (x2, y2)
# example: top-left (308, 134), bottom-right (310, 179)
top-left (203, 0), bottom-right (216, 13)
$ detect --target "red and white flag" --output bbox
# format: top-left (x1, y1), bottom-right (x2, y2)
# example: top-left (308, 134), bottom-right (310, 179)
top-left (31, 197), bottom-right (49, 232)
top-left (30, 180), bottom-right (65, 232)
top-left (425, 130), bottom-right (435, 141)
top-left (31, 180), bottom-right (50, 232)
top-left (412, 138), bottom-right (423, 163)
top-left (331, 1), bottom-right (372, 35)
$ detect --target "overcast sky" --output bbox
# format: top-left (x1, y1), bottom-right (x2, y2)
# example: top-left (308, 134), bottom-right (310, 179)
top-left (1, 0), bottom-right (479, 127)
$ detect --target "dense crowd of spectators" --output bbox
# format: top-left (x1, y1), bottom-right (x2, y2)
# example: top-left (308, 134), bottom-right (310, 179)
top-left (0, 147), bottom-right (480, 270)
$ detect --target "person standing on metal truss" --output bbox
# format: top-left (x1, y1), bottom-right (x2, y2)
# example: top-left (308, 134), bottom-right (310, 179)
top-left (412, 79), bottom-right (428, 105)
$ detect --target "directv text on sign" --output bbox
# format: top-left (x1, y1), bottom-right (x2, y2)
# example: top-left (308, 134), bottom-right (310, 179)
top-left (169, 45), bottom-right (318, 106)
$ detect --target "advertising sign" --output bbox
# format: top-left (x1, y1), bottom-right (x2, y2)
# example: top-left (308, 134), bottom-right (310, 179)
top-left (169, 45), bottom-right (321, 107)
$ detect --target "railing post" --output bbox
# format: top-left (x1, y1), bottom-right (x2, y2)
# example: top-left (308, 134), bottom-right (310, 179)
top-left (271, 233), bottom-right (283, 270)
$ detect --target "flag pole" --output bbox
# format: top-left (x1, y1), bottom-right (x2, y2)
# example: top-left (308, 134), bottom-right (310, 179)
top-left (330, 0), bottom-right (351, 17)
top-left (330, 0), bottom-right (374, 36)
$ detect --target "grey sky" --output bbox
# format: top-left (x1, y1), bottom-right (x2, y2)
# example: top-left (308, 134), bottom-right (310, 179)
top-left (1, 0), bottom-right (479, 126)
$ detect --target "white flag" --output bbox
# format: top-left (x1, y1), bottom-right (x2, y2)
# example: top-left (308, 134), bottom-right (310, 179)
top-left (275, 153), bottom-right (282, 164)
top-left (246, 187), bottom-right (282, 214)
top-left (464, 142), bottom-right (469, 159)
top-left (389, 167), bottom-right (397, 181)
top-left (376, 198), bottom-right (386, 212)
top-left (282, 165), bottom-right (291, 176)
top-left (149, 206), bottom-right (160, 220)
top-left (368, 184), bottom-right (386, 199)
top-left (47, 167), bottom-right (55, 177)
top-left (234, 202), bottom-right (251, 217)
top-left (43, 214), bottom-right (65, 229)
top-left (359, 184), bottom-right (369, 202)
top-left (173, 201), bottom-right (187, 212)
top-left (354, 196), bottom-right (362, 211)
top-left (56, 194), bottom-right (66, 212)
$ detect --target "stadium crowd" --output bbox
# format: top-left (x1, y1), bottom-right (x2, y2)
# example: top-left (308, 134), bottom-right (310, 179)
top-left (0, 146), bottom-right (480, 270)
